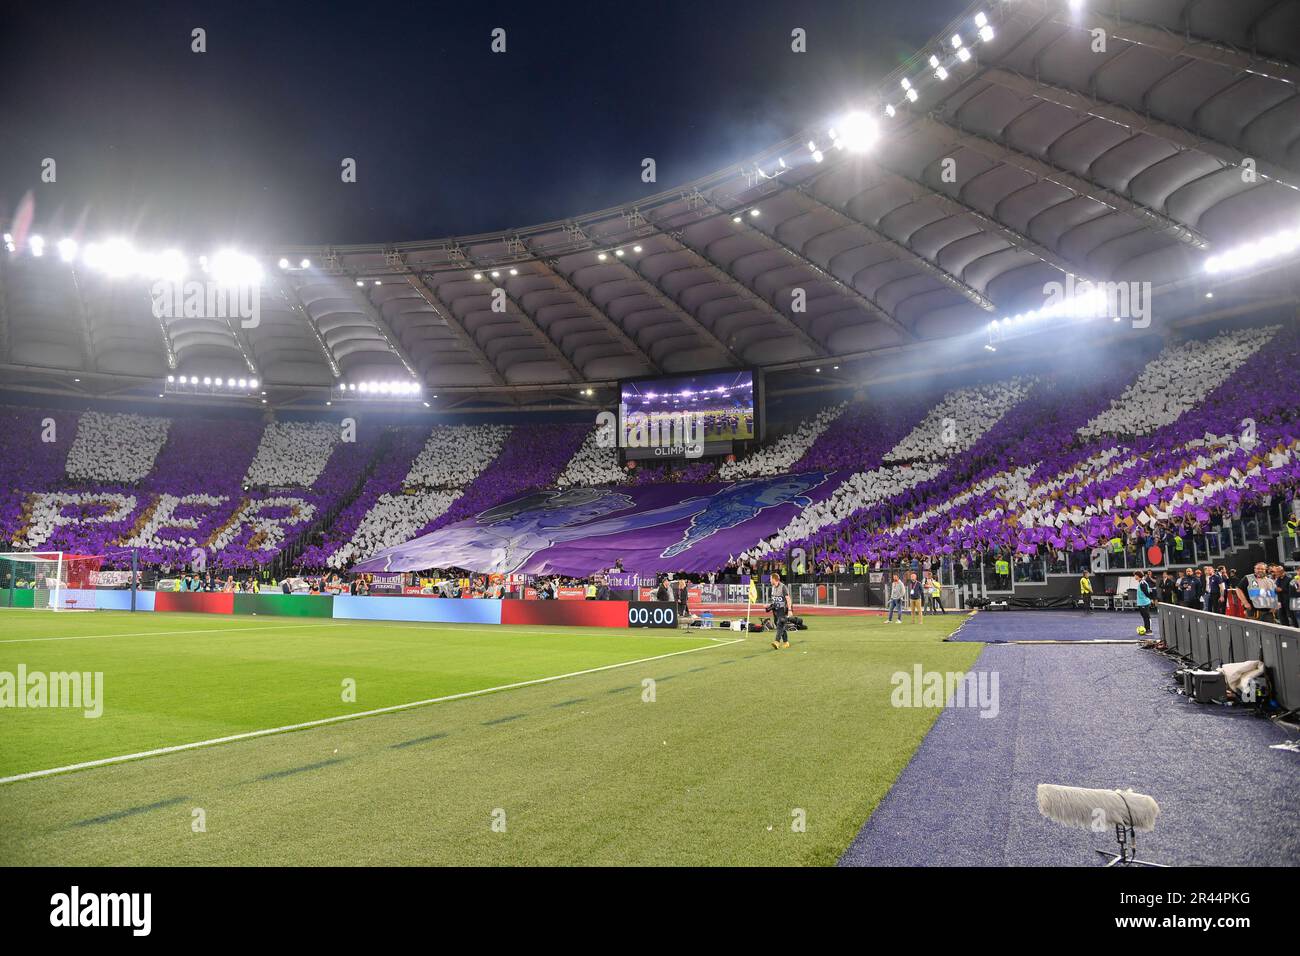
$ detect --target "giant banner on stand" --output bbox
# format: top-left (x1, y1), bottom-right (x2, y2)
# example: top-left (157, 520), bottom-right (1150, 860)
top-left (352, 472), bottom-right (840, 576)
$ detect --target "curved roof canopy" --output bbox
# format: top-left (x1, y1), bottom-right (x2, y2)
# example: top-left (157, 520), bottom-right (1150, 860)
top-left (3, 0), bottom-right (1298, 409)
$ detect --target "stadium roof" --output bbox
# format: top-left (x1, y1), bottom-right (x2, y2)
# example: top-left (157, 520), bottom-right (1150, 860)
top-left (2, 0), bottom-right (1298, 412)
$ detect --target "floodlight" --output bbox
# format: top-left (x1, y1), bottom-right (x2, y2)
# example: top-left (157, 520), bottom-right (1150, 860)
top-left (29, 235), bottom-right (44, 257)
top-left (148, 249), bottom-right (187, 282)
top-left (279, 258), bottom-right (290, 269)
top-left (300, 259), bottom-right (311, 269)
top-left (210, 250), bottom-right (263, 287)
top-left (838, 112), bottom-right (878, 152)
top-left (82, 239), bottom-right (138, 277)
top-left (58, 238), bottom-right (78, 262)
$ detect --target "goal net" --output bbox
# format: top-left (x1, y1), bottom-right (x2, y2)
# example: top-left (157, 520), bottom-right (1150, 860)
top-left (0, 552), bottom-right (107, 611)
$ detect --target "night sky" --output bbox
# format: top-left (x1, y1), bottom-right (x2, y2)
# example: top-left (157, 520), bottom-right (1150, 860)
top-left (1, 0), bottom-right (963, 249)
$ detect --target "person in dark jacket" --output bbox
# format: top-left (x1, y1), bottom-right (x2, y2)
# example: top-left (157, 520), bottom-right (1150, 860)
top-left (767, 572), bottom-right (790, 650)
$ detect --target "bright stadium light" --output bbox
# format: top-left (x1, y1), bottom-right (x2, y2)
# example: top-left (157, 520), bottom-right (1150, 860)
top-left (29, 235), bottom-right (45, 257)
top-left (473, 272), bottom-right (483, 280)
top-left (509, 267), bottom-right (519, 274)
top-left (906, 87), bottom-right (918, 102)
top-left (838, 112), bottom-right (879, 152)
top-left (596, 253), bottom-right (607, 261)
top-left (249, 378), bottom-right (258, 389)
top-left (355, 280), bottom-right (364, 287)
top-left (203, 377), bottom-right (212, 386)
top-left (300, 258), bottom-right (311, 269)
top-left (935, 65), bottom-right (949, 81)
top-left (83, 238), bottom-right (138, 278)
top-left (979, 24), bottom-right (995, 42)
top-left (951, 34), bottom-right (963, 48)
top-left (885, 103), bottom-right (896, 117)
top-left (957, 46), bottom-right (972, 62)
top-left (812, 149), bottom-right (824, 163)
top-left (1205, 225), bottom-right (1300, 274)
top-left (210, 249), bottom-right (263, 287)
top-left (633, 245), bottom-right (642, 253)
top-left (58, 238), bottom-right (78, 262)
top-left (239, 378), bottom-right (248, 388)
top-left (146, 248), bottom-right (187, 282)
top-left (491, 270), bottom-right (500, 277)
top-left (278, 258), bottom-right (290, 269)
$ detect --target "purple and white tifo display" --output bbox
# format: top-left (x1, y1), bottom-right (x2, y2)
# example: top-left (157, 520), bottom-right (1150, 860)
top-left (352, 472), bottom-right (838, 575)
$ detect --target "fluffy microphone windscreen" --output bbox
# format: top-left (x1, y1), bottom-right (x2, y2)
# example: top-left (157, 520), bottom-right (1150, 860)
top-left (1036, 784), bottom-right (1161, 832)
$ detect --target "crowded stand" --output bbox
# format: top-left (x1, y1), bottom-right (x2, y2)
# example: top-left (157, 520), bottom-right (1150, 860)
top-left (555, 425), bottom-right (628, 488)
top-left (243, 421), bottom-right (340, 487)
top-left (717, 402), bottom-right (845, 479)
top-left (0, 326), bottom-right (1297, 596)
top-left (64, 410), bottom-right (171, 483)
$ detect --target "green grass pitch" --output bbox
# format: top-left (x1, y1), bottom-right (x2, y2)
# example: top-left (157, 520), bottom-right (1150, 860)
top-left (0, 609), bottom-right (979, 865)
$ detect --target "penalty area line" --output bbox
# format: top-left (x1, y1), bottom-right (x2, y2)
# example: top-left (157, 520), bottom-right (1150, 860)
top-left (0, 638), bottom-right (744, 786)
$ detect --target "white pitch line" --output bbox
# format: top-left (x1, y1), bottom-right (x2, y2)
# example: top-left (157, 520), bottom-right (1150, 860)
top-left (0, 637), bottom-right (745, 785)
top-left (0, 622), bottom-right (350, 645)
top-left (0, 617), bottom-right (728, 645)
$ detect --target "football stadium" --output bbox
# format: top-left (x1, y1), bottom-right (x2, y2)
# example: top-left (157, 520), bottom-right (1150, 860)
top-left (1, 0), bottom-right (1297, 910)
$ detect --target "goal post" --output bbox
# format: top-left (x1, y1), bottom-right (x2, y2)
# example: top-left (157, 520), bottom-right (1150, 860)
top-left (0, 551), bottom-right (112, 611)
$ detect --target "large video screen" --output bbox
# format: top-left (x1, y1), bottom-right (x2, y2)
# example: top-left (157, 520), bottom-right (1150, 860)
top-left (618, 369), bottom-right (762, 461)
